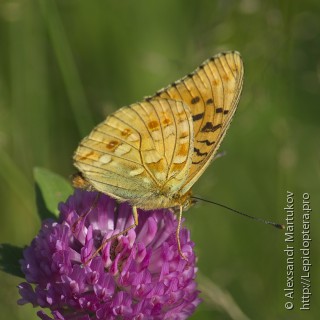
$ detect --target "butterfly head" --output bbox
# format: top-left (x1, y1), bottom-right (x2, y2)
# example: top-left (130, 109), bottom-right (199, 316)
top-left (175, 190), bottom-right (195, 212)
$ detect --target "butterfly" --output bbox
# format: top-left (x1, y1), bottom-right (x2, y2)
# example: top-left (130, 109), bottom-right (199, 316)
top-left (73, 51), bottom-right (244, 259)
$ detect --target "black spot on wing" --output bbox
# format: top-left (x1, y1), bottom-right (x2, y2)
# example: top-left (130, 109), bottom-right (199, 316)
top-left (194, 147), bottom-right (208, 157)
top-left (191, 96), bottom-right (200, 104)
top-left (201, 122), bottom-right (222, 132)
top-left (198, 139), bottom-right (215, 146)
top-left (192, 112), bottom-right (204, 121)
top-left (192, 159), bottom-right (204, 164)
top-left (215, 107), bottom-right (223, 113)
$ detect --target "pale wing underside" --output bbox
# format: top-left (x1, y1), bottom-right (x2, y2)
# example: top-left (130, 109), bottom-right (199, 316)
top-left (73, 99), bottom-right (194, 207)
top-left (148, 51), bottom-right (244, 193)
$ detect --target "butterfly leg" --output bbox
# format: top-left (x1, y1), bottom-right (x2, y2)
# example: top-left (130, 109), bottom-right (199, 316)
top-left (132, 205), bottom-right (139, 226)
top-left (83, 205), bottom-right (139, 265)
top-left (176, 205), bottom-right (187, 261)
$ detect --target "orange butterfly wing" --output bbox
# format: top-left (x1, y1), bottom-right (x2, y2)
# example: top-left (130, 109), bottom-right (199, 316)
top-left (73, 99), bottom-right (194, 210)
top-left (148, 51), bottom-right (244, 193)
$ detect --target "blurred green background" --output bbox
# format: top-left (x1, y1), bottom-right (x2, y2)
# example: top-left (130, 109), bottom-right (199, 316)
top-left (0, 0), bottom-right (319, 319)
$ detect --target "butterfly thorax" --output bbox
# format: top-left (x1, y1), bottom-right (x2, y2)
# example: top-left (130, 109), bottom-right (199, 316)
top-left (130, 188), bottom-right (193, 211)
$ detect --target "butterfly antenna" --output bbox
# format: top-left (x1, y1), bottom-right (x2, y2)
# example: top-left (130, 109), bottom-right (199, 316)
top-left (192, 196), bottom-right (285, 230)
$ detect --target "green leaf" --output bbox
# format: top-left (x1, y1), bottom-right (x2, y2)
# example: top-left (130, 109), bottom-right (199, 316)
top-left (33, 167), bottom-right (73, 220)
top-left (0, 244), bottom-right (24, 278)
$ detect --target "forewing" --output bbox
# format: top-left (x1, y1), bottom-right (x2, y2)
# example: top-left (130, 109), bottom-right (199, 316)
top-left (73, 99), bottom-right (193, 204)
top-left (148, 51), bottom-right (244, 192)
